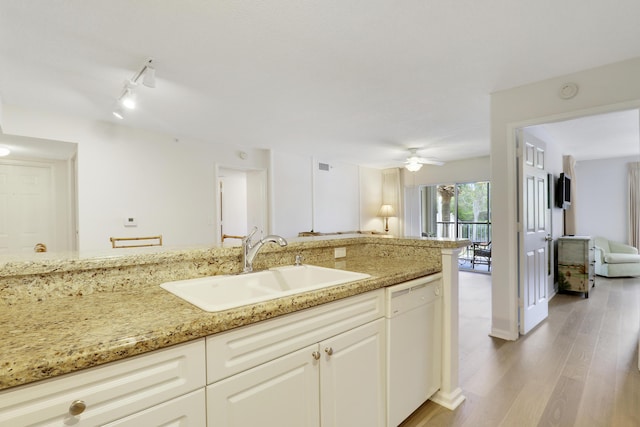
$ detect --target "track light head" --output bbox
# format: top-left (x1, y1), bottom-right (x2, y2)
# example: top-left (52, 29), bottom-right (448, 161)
top-left (142, 65), bottom-right (156, 88)
top-left (112, 105), bottom-right (125, 119)
top-left (120, 85), bottom-right (137, 109)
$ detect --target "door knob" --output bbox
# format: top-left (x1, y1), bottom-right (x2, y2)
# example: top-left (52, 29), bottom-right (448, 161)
top-left (544, 235), bottom-right (553, 242)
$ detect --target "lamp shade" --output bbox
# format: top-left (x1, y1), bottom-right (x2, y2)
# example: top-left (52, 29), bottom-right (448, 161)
top-left (377, 204), bottom-right (396, 217)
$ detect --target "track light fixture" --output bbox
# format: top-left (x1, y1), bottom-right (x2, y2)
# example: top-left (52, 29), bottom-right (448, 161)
top-left (112, 105), bottom-right (125, 120)
top-left (113, 58), bottom-right (156, 118)
top-left (120, 84), bottom-right (137, 109)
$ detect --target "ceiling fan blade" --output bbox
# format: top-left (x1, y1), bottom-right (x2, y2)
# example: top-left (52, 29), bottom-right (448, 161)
top-left (418, 158), bottom-right (445, 166)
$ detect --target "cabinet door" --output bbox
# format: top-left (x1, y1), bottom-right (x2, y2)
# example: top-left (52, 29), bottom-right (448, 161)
top-left (104, 389), bottom-right (206, 426)
top-left (320, 318), bottom-right (386, 427)
top-left (207, 344), bottom-right (320, 427)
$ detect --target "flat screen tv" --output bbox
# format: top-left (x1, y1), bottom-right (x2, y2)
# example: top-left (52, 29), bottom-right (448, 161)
top-left (556, 173), bottom-right (571, 209)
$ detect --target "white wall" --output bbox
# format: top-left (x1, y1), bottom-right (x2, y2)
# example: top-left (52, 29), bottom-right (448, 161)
top-left (490, 57), bottom-right (640, 340)
top-left (271, 150), bottom-right (382, 238)
top-left (313, 159), bottom-right (359, 232)
top-left (271, 151), bottom-right (313, 238)
top-left (3, 105), bottom-right (382, 251)
top-left (3, 105), bottom-right (270, 252)
top-left (575, 156), bottom-right (640, 243)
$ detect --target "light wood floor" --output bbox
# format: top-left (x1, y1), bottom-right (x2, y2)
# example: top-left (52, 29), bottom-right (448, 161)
top-left (400, 272), bottom-right (640, 427)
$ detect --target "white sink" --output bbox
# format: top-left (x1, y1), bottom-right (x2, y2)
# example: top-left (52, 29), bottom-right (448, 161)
top-left (160, 265), bottom-right (370, 312)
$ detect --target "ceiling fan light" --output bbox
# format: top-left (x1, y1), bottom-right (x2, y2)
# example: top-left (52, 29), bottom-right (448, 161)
top-left (405, 161), bottom-right (422, 172)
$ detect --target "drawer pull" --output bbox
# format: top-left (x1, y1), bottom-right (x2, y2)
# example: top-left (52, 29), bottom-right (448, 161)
top-left (325, 347), bottom-right (334, 356)
top-left (68, 400), bottom-right (86, 416)
top-left (312, 351), bottom-right (321, 360)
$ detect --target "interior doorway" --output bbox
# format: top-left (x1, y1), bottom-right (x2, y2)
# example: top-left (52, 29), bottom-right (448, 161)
top-left (217, 167), bottom-right (268, 245)
top-left (0, 156), bottom-right (76, 254)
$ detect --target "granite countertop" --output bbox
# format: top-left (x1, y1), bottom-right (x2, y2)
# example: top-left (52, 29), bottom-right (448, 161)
top-left (0, 256), bottom-right (439, 392)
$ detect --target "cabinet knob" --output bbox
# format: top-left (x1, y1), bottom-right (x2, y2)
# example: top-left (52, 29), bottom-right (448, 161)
top-left (312, 351), bottom-right (321, 360)
top-left (68, 399), bottom-right (86, 416)
top-left (324, 347), bottom-right (334, 356)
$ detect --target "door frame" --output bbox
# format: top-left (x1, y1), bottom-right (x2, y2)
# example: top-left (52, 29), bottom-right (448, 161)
top-left (0, 157), bottom-right (77, 253)
top-left (214, 164), bottom-right (269, 245)
top-left (492, 101), bottom-right (640, 341)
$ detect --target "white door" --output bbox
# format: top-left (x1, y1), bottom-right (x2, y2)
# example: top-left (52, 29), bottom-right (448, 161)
top-left (518, 132), bottom-right (549, 334)
top-left (320, 318), bottom-right (386, 427)
top-left (0, 163), bottom-right (53, 253)
top-left (207, 344), bottom-right (320, 427)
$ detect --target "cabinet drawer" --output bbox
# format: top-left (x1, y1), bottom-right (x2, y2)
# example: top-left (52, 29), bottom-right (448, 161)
top-left (0, 339), bottom-right (205, 426)
top-left (104, 389), bottom-right (206, 427)
top-left (206, 289), bottom-right (384, 383)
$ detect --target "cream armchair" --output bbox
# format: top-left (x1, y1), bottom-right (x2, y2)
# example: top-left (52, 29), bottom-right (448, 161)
top-left (594, 237), bottom-right (640, 277)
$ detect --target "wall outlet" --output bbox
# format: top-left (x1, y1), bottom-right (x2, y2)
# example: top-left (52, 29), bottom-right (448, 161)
top-left (334, 247), bottom-right (346, 258)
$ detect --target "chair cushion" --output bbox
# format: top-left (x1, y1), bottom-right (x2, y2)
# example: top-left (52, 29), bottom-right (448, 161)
top-left (604, 253), bottom-right (640, 264)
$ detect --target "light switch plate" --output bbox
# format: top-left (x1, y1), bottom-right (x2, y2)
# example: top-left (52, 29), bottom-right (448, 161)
top-left (334, 247), bottom-right (346, 258)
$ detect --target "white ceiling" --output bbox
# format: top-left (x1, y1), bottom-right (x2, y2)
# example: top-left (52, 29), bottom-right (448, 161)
top-left (1, 1), bottom-right (639, 167)
top-left (528, 109), bottom-right (640, 161)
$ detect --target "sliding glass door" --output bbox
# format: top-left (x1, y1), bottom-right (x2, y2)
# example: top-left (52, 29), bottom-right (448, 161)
top-left (420, 181), bottom-right (491, 272)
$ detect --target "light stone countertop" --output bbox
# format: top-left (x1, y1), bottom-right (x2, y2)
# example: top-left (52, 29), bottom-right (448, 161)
top-left (0, 256), bottom-right (438, 391)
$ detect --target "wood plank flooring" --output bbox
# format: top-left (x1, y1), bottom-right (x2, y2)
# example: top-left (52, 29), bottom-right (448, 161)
top-left (400, 272), bottom-right (640, 427)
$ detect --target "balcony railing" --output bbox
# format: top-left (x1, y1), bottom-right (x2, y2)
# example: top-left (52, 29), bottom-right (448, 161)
top-left (430, 221), bottom-right (491, 272)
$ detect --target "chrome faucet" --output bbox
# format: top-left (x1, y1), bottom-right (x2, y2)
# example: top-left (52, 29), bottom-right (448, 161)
top-left (242, 227), bottom-right (288, 273)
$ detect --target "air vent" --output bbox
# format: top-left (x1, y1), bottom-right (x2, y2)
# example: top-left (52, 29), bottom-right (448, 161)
top-left (318, 162), bottom-right (330, 171)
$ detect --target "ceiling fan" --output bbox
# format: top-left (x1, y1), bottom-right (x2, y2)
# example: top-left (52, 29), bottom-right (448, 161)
top-left (401, 148), bottom-right (444, 172)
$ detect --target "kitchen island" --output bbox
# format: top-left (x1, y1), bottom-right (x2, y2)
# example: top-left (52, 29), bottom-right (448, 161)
top-left (0, 235), bottom-right (468, 424)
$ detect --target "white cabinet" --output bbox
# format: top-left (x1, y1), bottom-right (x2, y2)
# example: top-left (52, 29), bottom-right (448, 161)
top-left (0, 339), bottom-right (206, 426)
top-left (1, 274), bottom-right (445, 427)
top-left (206, 290), bottom-right (386, 427)
top-left (207, 344), bottom-right (320, 427)
top-left (319, 318), bottom-right (386, 427)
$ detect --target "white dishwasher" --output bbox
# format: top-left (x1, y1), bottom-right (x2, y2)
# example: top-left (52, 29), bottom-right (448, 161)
top-left (385, 273), bottom-right (442, 427)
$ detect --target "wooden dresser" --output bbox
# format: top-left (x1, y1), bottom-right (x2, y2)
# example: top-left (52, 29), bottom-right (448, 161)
top-left (557, 236), bottom-right (595, 298)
